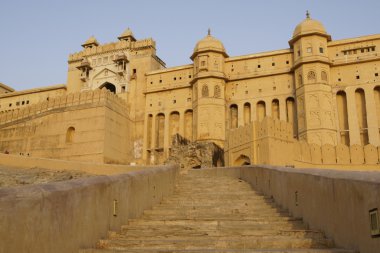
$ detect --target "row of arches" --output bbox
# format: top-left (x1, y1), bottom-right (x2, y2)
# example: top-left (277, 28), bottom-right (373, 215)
top-left (336, 87), bottom-right (380, 146)
top-left (229, 97), bottom-right (297, 135)
top-left (146, 110), bottom-right (193, 149)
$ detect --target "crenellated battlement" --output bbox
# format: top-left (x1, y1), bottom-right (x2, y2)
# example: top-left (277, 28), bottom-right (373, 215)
top-left (68, 38), bottom-right (156, 62)
top-left (0, 89), bottom-right (128, 127)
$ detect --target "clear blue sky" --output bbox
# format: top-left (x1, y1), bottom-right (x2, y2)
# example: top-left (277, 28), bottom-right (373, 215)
top-left (1, 0), bottom-right (379, 90)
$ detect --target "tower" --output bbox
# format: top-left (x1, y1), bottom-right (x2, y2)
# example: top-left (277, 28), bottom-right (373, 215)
top-left (289, 12), bottom-right (337, 146)
top-left (190, 30), bottom-right (228, 147)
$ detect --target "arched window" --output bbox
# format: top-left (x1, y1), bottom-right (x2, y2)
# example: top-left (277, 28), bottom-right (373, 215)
top-left (321, 71), bottom-right (328, 82)
top-left (214, 85), bottom-right (221, 98)
top-left (336, 91), bottom-right (349, 145)
top-left (256, 101), bottom-right (266, 122)
top-left (66, 127), bottom-right (75, 143)
top-left (230, 104), bottom-right (238, 128)
top-left (307, 71), bottom-right (316, 82)
top-left (202, 85), bottom-right (209, 97)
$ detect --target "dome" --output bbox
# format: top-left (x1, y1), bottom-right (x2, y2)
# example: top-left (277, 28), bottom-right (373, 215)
top-left (191, 30), bottom-right (227, 59)
top-left (118, 28), bottom-right (136, 41)
top-left (292, 12), bottom-right (330, 39)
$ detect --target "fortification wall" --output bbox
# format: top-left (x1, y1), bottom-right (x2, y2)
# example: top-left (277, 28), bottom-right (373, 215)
top-left (0, 164), bottom-right (178, 253)
top-left (226, 117), bottom-right (380, 168)
top-left (0, 89), bottom-right (132, 164)
top-left (193, 166), bottom-right (380, 253)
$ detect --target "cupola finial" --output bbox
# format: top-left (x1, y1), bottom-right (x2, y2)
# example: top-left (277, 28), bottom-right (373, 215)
top-left (306, 10), bottom-right (310, 19)
top-left (208, 28), bottom-right (211, 36)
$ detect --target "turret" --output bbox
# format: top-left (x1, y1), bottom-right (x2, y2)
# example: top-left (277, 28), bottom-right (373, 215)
top-left (190, 30), bottom-right (228, 147)
top-left (289, 11), bottom-right (336, 146)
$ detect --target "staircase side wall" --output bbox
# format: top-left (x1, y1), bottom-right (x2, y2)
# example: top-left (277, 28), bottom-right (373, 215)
top-left (195, 166), bottom-right (380, 253)
top-left (0, 164), bottom-right (178, 253)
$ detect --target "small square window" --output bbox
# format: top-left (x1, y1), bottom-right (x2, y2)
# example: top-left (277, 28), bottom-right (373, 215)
top-left (297, 50), bottom-right (301, 56)
top-left (372, 47), bottom-right (376, 51)
top-left (22, 101), bottom-right (25, 105)
top-left (231, 69), bottom-right (234, 72)
top-left (26, 100), bottom-right (29, 104)
top-left (361, 49), bottom-right (364, 53)
top-left (258, 89), bottom-right (262, 92)
top-left (189, 75), bottom-right (192, 78)
top-left (273, 87), bottom-right (276, 90)
top-left (319, 47), bottom-right (324, 53)
top-left (286, 61), bottom-right (289, 64)
top-left (201, 61), bottom-right (206, 66)
top-left (307, 47), bottom-right (312, 53)
top-left (174, 77), bottom-right (176, 81)
top-left (258, 65), bottom-right (261, 68)
top-left (245, 90), bottom-right (248, 94)
top-left (159, 80), bottom-right (162, 83)
top-left (272, 62), bottom-right (275, 66)
top-left (375, 73), bottom-right (379, 77)
top-left (336, 53), bottom-right (339, 56)
top-left (173, 100), bottom-right (176, 104)
top-left (133, 69), bottom-right (137, 74)
top-left (150, 81), bottom-right (153, 84)
top-left (9, 103), bottom-right (12, 107)
top-left (187, 98), bottom-right (191, 102)
top-left (150, 104), bottom-right (152, 107)
top-left (338, 78), bottom-right (342, 82)
top-left (356, 75), bottom-right (360, 79)
top-left (369, 208), bottom-right (380, 237)
top-left (16, 102), bottom-right (20, 106)
top-left (179, 77), bottom-right (182, 80)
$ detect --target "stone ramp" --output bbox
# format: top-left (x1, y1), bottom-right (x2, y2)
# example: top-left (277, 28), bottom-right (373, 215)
top-left (79, 170), bottom-right (357, 253)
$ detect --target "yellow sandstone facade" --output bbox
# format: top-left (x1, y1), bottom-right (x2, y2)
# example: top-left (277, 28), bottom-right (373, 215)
top-left (1, 13), bottom-right (380, 168)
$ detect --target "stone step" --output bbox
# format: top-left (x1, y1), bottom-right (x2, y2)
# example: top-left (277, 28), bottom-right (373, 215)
top-left (80, 249), bottom-right (357, 253)
top-left (97, 236), bottom-right (334, 250)
top-left (142, 208), bottom-right (289, 217)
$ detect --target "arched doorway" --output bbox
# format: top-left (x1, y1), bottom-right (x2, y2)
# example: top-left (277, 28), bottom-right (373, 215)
top-left (234, 154), bottom-right (251, 166)
top-left (99, 82), bottom-right (116, 93)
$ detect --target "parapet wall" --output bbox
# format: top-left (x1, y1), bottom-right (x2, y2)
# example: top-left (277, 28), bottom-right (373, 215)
top-left (0, 89), bottom-right (128, 127)
top-left (192, 166), bottom-right (380, 253)
top-left (0, 164), bottom-right (178, 253)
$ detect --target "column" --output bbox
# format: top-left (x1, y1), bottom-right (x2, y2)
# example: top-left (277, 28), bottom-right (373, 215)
top-left (179, 110), bottom-right (185, 137)
top-left (279, 97), bottom-right (287, 121)
top-left (346, 88), bottom-right (360, 145)
top-left (164, 112), bottom-right (170, 156)
top-left (365, 87), bottom-right (380, 146)
top-left (238, 103), bottom-right (245, 127)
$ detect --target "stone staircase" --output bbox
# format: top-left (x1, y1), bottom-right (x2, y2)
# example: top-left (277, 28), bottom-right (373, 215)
top-left (80, 170), bottom-right (357, 253)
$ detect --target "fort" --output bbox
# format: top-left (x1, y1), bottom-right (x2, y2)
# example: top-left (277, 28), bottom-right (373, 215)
top-left (0, 12), bottom-right (379, 253)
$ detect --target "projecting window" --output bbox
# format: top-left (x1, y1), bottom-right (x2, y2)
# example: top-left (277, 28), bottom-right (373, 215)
top-left (319, 47), bottom-right (324, 53)
top-left (307, 47), bottom-right (312, 53)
